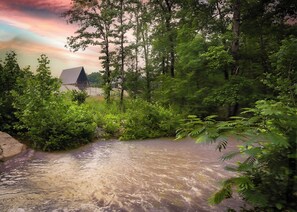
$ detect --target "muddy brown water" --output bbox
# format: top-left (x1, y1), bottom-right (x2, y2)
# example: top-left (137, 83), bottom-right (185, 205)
top-left (0, 138), bottom-right (244, 212)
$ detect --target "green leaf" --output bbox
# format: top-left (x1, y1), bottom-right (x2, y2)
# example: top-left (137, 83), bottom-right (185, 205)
top-left (221, 150), bottom-right (241, 161)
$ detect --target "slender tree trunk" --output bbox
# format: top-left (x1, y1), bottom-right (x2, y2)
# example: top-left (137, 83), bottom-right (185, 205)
top-left (164, 0), bottom-right (174, 77)
top-left (169, 33), bottom-right (175, 78)
top-left (231, 0), bottom-right (240, 76)
top-left (119, 0), bottom-right (125, 111)
top-left (141, 28), bottom-right (151, 102)
top-left (216, 1), bottom-right (229, 80)
top-left (259, 29), bottom-right (270, 73)
top-left (165, 18), bottom-right (175, 78)
top-left (228, 0), bottom-right (241, 117)
top-left (161, 55), bottom-right (166, 75)
top-left (135, 20), bottom-right (139, 75)
top-left (105, 32), bottom-right (111, 103)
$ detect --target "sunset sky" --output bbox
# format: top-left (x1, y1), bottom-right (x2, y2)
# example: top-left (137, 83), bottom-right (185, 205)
top-left (0, 0), bottom-right (101, 77)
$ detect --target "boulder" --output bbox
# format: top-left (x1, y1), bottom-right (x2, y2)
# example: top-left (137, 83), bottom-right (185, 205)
top-left (0, 131), bottom-right (26, 161)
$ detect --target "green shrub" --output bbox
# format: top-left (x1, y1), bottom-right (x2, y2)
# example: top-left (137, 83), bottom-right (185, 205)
top-left (87, 99), bottom-right (123, 138)
top-left (100, 113), bottom-right (122, 136)
top-left (15, 96), bottom-right (96, 151)
top-left (120, 99), bottom-right (180, 140)
top-left (12, 55), bottom-right (97, 151)
top-left (71, 90), bottom-right (88, 104)
top-left (178, 100), bottom-right (297, 211)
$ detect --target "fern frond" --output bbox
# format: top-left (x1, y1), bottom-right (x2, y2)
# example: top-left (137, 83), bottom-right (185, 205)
top-left (224, 165), bottom-right (238, 172)
top-left (243, 156), bottom-right (257, 165)
top-left (243, 147), bottom-right (262, 157)
top-left (208, 183), bottom-right (232, 205)
top-left (205, 115), bottom-right (218, 121)
top-left (221, 150), bottom-right (241, 160)
top-left (216, 139), bottom-right (228, 152)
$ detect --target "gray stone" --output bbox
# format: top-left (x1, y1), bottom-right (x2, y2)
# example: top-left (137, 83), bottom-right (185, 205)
top-left (0, 131), bottom-right (26, 161)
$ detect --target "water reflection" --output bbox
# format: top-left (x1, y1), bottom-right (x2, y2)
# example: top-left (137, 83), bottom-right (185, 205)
top-left (0, 138), bottom-right (242, 211)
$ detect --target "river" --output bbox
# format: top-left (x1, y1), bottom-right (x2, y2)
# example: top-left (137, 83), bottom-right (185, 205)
top-left (0, 138), bottom-right (243, 211)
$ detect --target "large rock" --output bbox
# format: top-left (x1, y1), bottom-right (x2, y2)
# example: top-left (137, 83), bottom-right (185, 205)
top-left (0, 131), bottom-right (26, 161)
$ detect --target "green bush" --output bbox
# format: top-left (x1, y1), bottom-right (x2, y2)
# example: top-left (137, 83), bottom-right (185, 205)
top-left (71, 90), bottom-right (88, 104)
top-left (15, 96), bottom-right (96, 151)
top-left (120, 99), bottom-right (180, 140)
top-left (86, 99), bottom-right (123, 138)
top-left (12, 55), bottom-right (96, 151)
top-left (178, 100), bottom-right (297, 211)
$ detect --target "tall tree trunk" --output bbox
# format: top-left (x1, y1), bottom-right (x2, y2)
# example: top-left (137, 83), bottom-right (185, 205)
top-left (119, 0), bottom-right (125, 111)
top-left (216, 1), bottom-right (229, 80)
top-left (141, 28), bottom-right (151, 102)
top-left (161, 54), bottom-right (166, 75)
top-left (135, 14), bottom-right (139, 75)
top-left (105, 40), bottom-right (111, 104)
top-left (229, 0), bottom-right (241, 117)
top-left (169, 33), bottom-right (175, 78)
top-left (164, 0), bottom-right (174, 77)
top-left (231, 0), bottom-right (240, 76)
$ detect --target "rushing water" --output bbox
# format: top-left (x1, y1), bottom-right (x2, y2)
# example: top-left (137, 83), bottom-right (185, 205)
top-left (0, 138), bottom-right (243, 212)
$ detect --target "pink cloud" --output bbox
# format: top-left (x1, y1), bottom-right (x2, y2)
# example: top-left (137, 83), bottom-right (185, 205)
top-left (0, 0), bottom-right (102, 76)
top-left (0, 1), bottom-right (77, 45)
top-left (0, 37), bottom-right (101, 76)
top-left (0, 0), bottom-right (71, 14)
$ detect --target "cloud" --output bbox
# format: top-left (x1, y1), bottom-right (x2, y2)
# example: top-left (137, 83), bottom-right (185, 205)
top-left (0, 1), bottom-right (77, 48)
top-left (0, 0), bottom-right (71, 15)
top-left (0, 0), bottom-right (102, 76)
top-left (0, 37), bottom-right (101, 76)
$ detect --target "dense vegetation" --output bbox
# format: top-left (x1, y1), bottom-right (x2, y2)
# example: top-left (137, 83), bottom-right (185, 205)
top-left (62, 0), bottom-right (297, 210)
top-left (1, 0), bottom-right (296, 210)
top-left (0, 52), bottom-right (179, 150)
top-left (87, 72), bottom-right (104, 87)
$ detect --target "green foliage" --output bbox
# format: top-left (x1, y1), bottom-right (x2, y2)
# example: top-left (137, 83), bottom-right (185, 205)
top-left (201, 45), bottom-right (234, 73)
top-left (86, 98), bottom-right (123, 138)
top-left (178, 100), bottom-right (297, 211)
top-left (12, 55), bottom-right (96, 151)
top-left (71, 90), bottom-right (88, 104)
top-left (0, 51), bottom-right (24, 132)
top-left (124, 71), bottom-right (144, 98)
top-left (86, 98), bottom-right (180, 140)
top-left (263, 36), bottom-right (297, 105)
top-left (120, 99), bottom-right (180, 140)
top-left (203, 77), bottom-right (258, 108)
top-left (87, 72), bottom-right (103, 87)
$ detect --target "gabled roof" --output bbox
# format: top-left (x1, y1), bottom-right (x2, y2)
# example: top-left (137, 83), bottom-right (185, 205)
top-left (60, 66), bottom-right (86, 85)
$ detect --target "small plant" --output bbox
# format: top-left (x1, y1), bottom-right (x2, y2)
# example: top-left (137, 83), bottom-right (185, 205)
top-left (71, 90), bottom-right (88, 104)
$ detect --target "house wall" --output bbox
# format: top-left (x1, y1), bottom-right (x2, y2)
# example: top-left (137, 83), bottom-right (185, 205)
top-left (77, 69), bottom-right (89, 90)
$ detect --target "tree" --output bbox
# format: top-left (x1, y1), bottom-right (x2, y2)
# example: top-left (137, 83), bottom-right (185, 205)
top-left (177, 35), bottom-right (297, 210)
top-left (0, 51), bottom-right (23, 132)
top-left (63, 0), bottom-right (117, 103)
top-left (151, 0), bottom-right (177, 78)
top-left (113, 0), bottom-right (134, 110)
top-left (141, 3), bottom-right (155, 102)
top-left (88, 72), bottom-right (103, 87)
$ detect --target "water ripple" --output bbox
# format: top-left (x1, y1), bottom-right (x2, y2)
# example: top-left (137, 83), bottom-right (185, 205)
top-left (0, 138), bottom-right (243, 211)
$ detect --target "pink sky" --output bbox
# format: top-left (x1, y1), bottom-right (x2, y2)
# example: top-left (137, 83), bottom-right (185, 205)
top-left (0, 0), bottom-right (101, 77)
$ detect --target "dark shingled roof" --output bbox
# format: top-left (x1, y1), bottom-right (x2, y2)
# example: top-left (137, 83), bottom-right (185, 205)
top-left (60, 66), bottom-right (86, 85)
